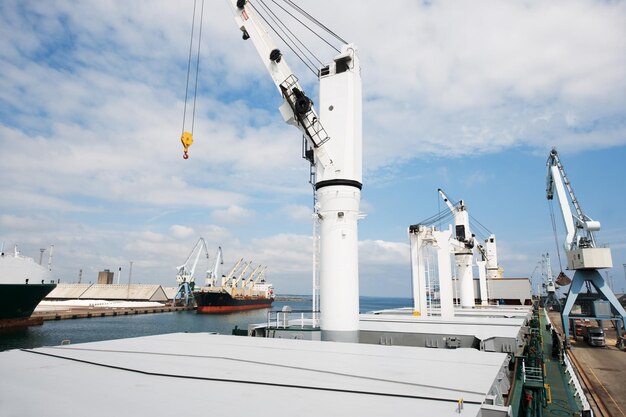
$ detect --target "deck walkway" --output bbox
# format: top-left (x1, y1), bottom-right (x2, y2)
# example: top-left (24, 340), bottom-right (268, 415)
top-left (539, 310), bottom-right (582, 416)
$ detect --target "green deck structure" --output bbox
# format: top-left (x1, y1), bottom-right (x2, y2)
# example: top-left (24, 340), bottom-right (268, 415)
top-left (508, 306), bottom-right (584, 416)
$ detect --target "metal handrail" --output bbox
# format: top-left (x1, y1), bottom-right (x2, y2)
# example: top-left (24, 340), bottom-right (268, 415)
top-left (266, 309), bottom-right (320, 329)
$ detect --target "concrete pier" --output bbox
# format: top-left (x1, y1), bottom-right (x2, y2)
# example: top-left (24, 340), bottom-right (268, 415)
top-left (31, 305), bottom-right (194, 321)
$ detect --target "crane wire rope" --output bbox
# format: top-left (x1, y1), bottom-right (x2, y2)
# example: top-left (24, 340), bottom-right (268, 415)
top-left (191, 0), bottom-right (205, 136)
top-left (264, 0), bottom-right (325, 67)
top-left (251, 1), bottom-right (318, 75)
top-left (180, 0), bottom-right (205, 159)
top-left (548, 200), bottom-right (564, 273)
top-left (284, 0), bottom-right (347, 45)
top-left (272, 0), bottom-right (341, 54)
top-left (181, 0), bottom-right (199, 137)
top-left (469, 215), bottom-right (492, 237)
top-left (437, 190), bottom-right (442, 231)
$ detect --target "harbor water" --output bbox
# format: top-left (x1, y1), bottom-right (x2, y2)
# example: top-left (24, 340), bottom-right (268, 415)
top-left (0, 296), bottom-right (411, 351)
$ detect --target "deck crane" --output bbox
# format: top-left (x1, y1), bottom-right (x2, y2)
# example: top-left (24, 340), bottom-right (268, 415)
top-left (438, 189), bottom-right (476, 308)
top-left (546, 148), bottom-right (625, 346)
top-left (221, 258), bottom-right (244, 288)
top-left (226, 0), bottom-right (363, 341)
top-left (174, 237), bottom-right (209, 305)
top-left (243, 265), bottom-right (267, 296)
top-left (230, 261), bottom-right (252, 296)
top-left (239, 264), bottom-right (260, 292)
top-left (408, 224), bottom-right (456, 318)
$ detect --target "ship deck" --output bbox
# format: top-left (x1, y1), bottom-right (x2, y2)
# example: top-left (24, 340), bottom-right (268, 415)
top-left (0, 332), bottom-right (508, 417)
top-left (540, 310), bottom-right (584, 415)
top-left (548, 310), bottom-right (626, 416)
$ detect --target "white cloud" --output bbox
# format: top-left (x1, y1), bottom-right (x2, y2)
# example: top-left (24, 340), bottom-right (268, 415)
top-left (280, 205), bottom-right (314, 222)
top-left (169, 225), bottom-right (194, 239)
top-left (212, 205), bottom-right (255, 224)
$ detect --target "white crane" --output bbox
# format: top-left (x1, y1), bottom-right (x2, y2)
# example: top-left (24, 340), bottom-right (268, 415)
top-left (438, 189), bottom-right (475, 308)
top-left (174, 238), bottom-right (209, 306)
top-left (226, 0), bottom-right (363, 341)
top-left (546, 148), bottom-right (625, 345)
top-left (175, 238), bottom-right (209, 287)
top-left (205, 246), bottom-right (223, 287)
top-left (408, 224), bottom-right (456, 318)
top-left (541, 253), bottom-right (560, 309)
top-left (221, 258), bottom-right (245, 288)
top-left (230, 261), bottom-right (253, 296)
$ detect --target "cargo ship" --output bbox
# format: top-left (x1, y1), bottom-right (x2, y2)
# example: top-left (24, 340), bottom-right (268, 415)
top-left (194, 287), bottom-right (274, 313)
top-left (0, 244), bottom-right (56, 323)
top-left (193, 257), bottom-right (274, 313)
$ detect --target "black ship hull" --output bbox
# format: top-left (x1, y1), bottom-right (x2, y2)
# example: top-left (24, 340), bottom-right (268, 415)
top-left (0, 283), bottom-right (56, 319)
top-left (194, 290), bottom-right (273, 313)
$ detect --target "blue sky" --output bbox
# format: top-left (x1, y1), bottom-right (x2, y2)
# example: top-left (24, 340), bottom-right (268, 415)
top-left (1, 0), bottom-right (625, 297)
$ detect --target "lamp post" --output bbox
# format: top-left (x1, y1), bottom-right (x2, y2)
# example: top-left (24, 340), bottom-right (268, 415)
top-left (127, 261), bottom-right (133, 300)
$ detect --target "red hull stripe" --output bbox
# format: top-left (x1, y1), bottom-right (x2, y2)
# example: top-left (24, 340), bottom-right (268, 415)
top-left (197, 303), bottom-right (272, 313)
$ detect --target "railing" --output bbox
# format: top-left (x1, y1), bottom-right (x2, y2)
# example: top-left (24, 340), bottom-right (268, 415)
top-left (522, 360), bottom-right (544, 384)
top-left (266, 309), bottom-right (320, 329)
top-left (563, 353), bottom-right (593, 414)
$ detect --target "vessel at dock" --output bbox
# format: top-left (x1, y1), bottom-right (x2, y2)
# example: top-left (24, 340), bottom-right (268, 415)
top-left (0, 244), bottom-right (56, 321)
top-left (194, 287), bottom-right (274, 313)
top-left (191, 250), bottom-right (274, 314)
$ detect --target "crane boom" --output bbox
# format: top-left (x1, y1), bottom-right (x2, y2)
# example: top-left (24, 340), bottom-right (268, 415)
top-left (438, 188), bottom-right (456, 212)
top-left (176, 238), bottom-right (209, 285)
top-left (546, 149), bottom-right (586, 222)
top-left (438, 189), bottom-right (473, 247)
top-left (226, 0), bottom-right (333, 169)
top-left (222, 258), bottom-right (244, 287)
top-left (206, 246), bottom-right (224, 287)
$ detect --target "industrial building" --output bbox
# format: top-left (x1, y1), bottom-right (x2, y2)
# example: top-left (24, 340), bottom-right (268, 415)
top-left (45, 283), bottom-right (168, 302)
top-left (97, 269), bottom-right (114, 285)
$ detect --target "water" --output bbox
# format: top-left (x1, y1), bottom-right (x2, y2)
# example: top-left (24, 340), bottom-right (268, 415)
top-left (0, 296), bottom-right (411, 351)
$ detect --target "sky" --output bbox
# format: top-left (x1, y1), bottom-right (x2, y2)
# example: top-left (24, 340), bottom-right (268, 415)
top-left (1, 0), bottom-right (625, 297)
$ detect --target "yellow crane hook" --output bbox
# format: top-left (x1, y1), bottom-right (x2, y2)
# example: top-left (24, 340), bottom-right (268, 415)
top-left (181, 131), bottom-right (193, 159)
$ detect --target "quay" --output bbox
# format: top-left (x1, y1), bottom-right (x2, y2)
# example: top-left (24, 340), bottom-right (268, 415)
top-left (31, 304), bottom-right (195, 321)
top-left (548, 310), bottom-right (626, 417)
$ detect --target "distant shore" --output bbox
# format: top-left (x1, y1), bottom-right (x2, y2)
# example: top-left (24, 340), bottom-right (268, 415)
top-left (274, 295), bottom-right (308, 301)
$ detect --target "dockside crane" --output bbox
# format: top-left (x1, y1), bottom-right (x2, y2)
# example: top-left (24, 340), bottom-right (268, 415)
top-left (205, 246), bottom-right (223, 287)
top-left (225, 0), bottom-right (363, 341)
top-left (546, 148), bottom-right (625, 346)
top-left (541, 253), bottom-right (560, 309)
top-left (174, 238), bottom-right (210, 306)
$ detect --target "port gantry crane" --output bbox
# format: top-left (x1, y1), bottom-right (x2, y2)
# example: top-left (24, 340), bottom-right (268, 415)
top-left (205, 246), bottom-right (223, 287)
top-left (541, 253), bottom-right (560, 310)
top-left (225, 0), bottom-right (363, 342)
top-left (174, 237), bottom-right (210, 306)
top-left (546, 148), bottom-right (625, 346)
